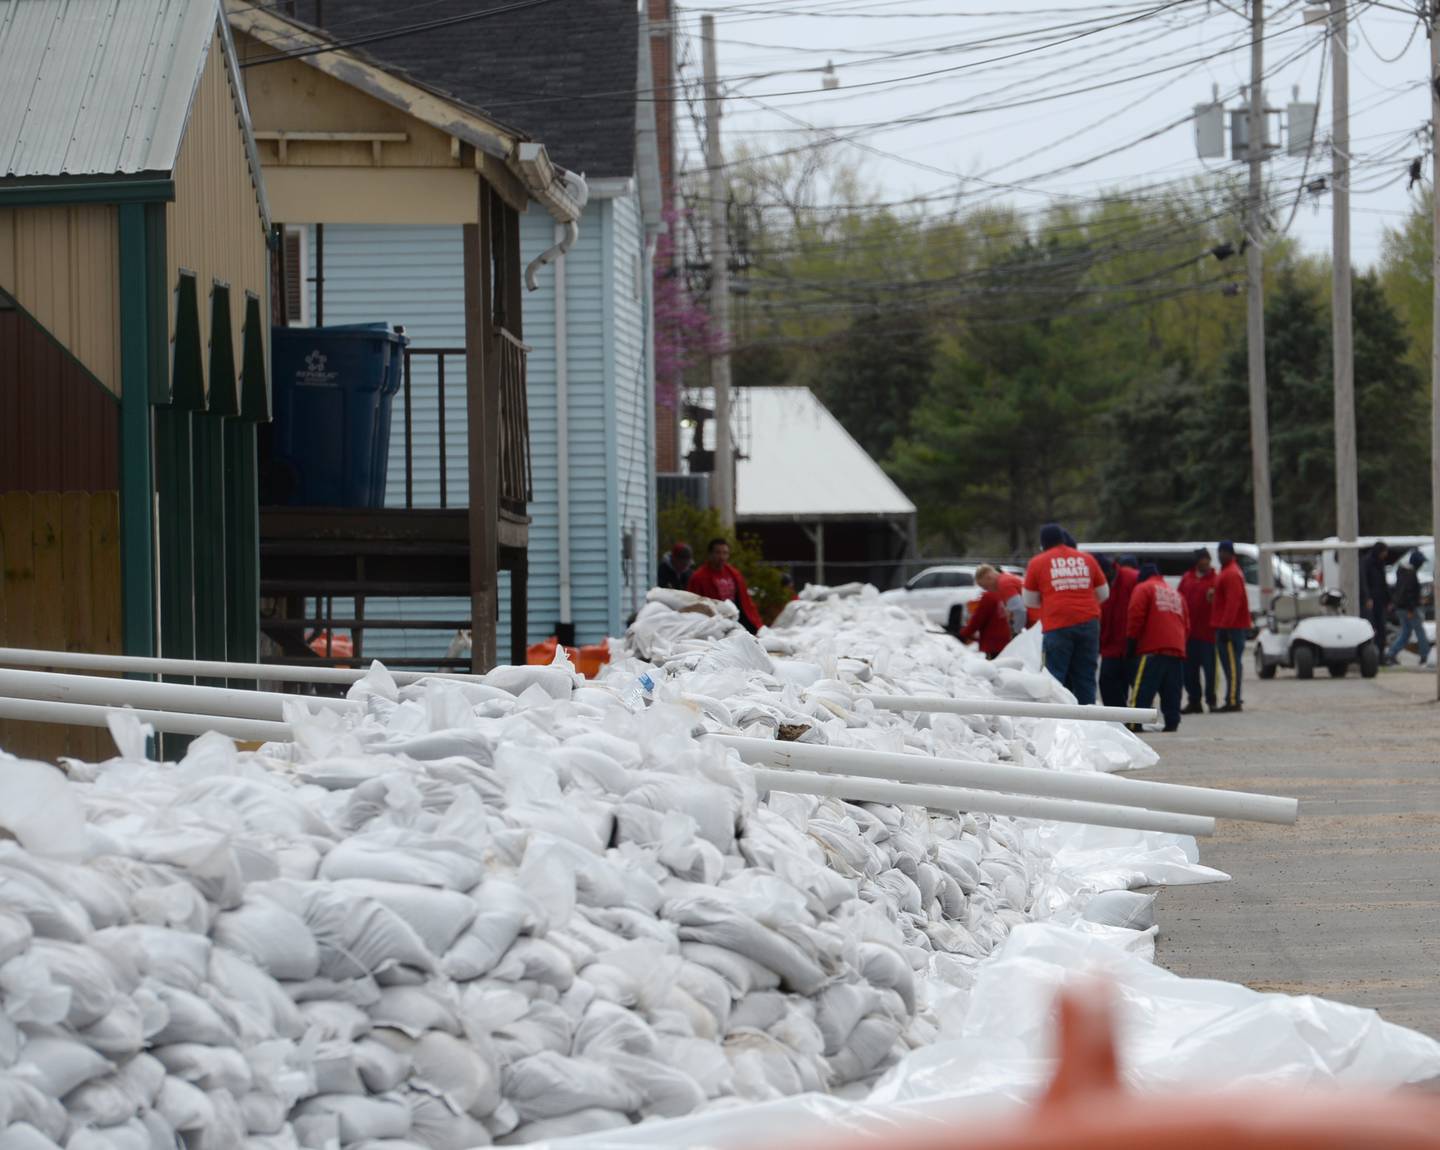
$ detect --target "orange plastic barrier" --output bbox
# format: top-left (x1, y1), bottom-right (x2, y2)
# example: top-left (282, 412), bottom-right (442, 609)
top-left (307, 631), bottom-right (353, 661)
top-left (821, 986), bottom-right (1440, 1150)
top-left (526, 638), bottom-right (611, 680)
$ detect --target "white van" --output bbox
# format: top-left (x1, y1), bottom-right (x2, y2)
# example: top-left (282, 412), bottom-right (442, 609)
top-left (1077, 541), bottom-right (1308, 624)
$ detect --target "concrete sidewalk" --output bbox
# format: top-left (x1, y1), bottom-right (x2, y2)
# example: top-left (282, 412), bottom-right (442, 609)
top-left (1137, 664), bottom-right (1440, 1039)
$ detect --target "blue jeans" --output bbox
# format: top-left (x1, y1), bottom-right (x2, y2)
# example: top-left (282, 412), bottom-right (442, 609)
top-left (1388, 608), bottom-right (1431, 662)
top-left (1042, 618), bottom-right (1101, 705)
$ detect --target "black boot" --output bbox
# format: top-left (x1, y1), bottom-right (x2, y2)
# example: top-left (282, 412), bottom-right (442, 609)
top-left (1181, 702), bottom-right (1204, 715)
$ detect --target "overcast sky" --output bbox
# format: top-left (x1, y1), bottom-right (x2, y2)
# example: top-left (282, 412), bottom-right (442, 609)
top-left (680, 0), bottom-right (1430, 269)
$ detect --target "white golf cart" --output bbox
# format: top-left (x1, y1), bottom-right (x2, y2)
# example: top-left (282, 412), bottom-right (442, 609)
top-left (1253, 540), bottom-right (1380, 680)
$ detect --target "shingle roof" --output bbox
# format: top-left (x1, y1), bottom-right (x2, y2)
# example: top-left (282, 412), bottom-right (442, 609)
top-left (0, 0), bottom-right (219, 178)
top-left (286, 0), bottom-right (638, 179)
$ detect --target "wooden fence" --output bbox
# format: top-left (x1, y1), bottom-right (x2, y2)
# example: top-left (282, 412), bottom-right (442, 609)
top-left (0, 491), bottom-right (120, 761)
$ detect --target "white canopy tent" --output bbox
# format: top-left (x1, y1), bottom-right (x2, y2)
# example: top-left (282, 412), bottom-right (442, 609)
top-left (681, 386), bottom-right (916, 584)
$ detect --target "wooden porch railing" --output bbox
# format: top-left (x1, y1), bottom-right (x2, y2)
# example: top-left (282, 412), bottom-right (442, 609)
top-left (399, 331), bottom-right (531, 513)
top-left (497, 328), bottom-right (533, 515)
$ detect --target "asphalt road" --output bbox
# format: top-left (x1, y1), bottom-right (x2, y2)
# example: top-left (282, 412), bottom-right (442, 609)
top-left (1138, 660), bottom-right (1440, 1040)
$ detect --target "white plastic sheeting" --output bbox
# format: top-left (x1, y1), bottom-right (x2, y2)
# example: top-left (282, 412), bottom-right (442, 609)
top-left (541, 922), bottom-right (1440, 1150)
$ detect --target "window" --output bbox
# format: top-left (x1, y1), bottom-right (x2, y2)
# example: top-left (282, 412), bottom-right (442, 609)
top-left (936, 571), bottom-right (975, 588)
top-left (908, 572), bottom-right (939, 590)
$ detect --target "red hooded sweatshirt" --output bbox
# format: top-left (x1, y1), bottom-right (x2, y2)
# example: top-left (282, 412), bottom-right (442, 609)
top-left (1178, 567), bottom-right (1217, 643)
top-left (1126, 574), bottom-right (1189, 658)
top-left (1099, 565), bottom-right (1140, 659)
top-left (1211, 557), bottom-right (1251, 631)
top-left (687, 562), bottom-right (763, 632)
top-left (959, 572), bottom-right (1024, 657)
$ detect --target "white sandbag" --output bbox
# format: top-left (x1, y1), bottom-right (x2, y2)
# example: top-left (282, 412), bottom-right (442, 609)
top-left (297, 1002), bottom-right (370, 1044)
top-left (147, 986), bottom-right (234, 1047)
top-left (678, 943), bottom-right (781, 995)
top-left (331, 881), bottom-right (477, 957)
top-left (0, 917), bottom-right (31, 969)
top-left (501, 1052), bottom-right (641, 1122)
top-left (292, 1093), bottom-right (412, 1143)
top-left (310, 1042), bottom-right (365, 1097)
top-left (153, 1076), bottom-right (214, 1133)
top-left (240, 1091), bottom-right (289, 1136)
top-left (64, 1053), bottom-right (164, 1128)
top-left (0, 1125), bottom-right (61, 1149)
top-left (211, 897), bottom-right (321, 982)
top-left (12, 1034), bottom-right (110, 1098)
top-left (482, 666), bottom-right (574, 700)
top-left (497, 1108), bottom-right (629, 1145)
top-left (252, 884), bottom-right (435, 981)
top-left (153, 1044), bottom-right (253, 1095)
top-left (207, 949), bottom-right (304, 1042)
top-left (65, 1121), bottom-right (154, 1150)
top-left (369, 988), bottom-right (460, 1041)
top-left (667, 897), bottom-right (826, 994)
top-left (404, 1089), bottom-right (494, 1149)
top-left (319, 836), bottom-right (484, 893)
top-left (624, 778), bottom-right (738, 854)
top-left (0, 853), bottom-right (128, 932)
top-left (408, 1031), bottom-right (500, 1118)
top-left (353, 1039), bottom-right (409, 1095)
top-left (0, 763), bottom-right (84, 863)
top-left (1081, 889), bottom-right (1157, 930)
top-left (0, 869), bottom-right (92, 944)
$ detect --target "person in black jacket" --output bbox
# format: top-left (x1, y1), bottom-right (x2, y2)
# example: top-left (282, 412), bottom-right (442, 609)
top-left (1385, 549), bottom-right (1431, 666)
top-left (1361, 541), bottom-right (1391, 649)
top-left (657, 542), bottom-right (693, 590)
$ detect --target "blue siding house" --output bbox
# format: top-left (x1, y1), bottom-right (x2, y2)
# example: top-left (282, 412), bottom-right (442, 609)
top-left (285, 0), bottom-right (661, 657)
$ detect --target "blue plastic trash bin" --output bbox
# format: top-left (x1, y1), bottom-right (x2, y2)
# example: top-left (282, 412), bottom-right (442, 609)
top-left (267, 323), bottom-right (409, 507)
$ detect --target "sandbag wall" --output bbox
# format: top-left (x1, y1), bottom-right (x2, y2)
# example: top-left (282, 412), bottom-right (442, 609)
top-left (0, 588), bottom-right (1163, 1149)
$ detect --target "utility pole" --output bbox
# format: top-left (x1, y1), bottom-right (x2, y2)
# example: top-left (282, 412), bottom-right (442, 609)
top-left (1330, 0), bottom-right (1360, 615)
top-left (1246, 1), bottom-right (1277, 597)
top-left (1430, 5), bottom-right (1440, 698)
top-left (702, 14), bottom-right (734, 527)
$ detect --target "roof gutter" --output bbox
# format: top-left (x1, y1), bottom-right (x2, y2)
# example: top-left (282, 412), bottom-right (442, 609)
top-left (514, 142), bottom-right (588, 291)
top-left (0, 177), bottom-right (175, 206)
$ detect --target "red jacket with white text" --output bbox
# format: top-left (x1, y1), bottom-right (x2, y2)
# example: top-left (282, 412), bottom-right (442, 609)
top-left (1126, 575), bottom-right (1189, 658)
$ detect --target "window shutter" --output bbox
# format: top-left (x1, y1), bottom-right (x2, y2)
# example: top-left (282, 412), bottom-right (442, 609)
top-left (284, 229), bottom-right (303, 323)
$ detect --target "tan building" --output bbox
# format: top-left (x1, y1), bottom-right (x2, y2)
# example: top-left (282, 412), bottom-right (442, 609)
top-left (0, 0), bottom-right (270, 758)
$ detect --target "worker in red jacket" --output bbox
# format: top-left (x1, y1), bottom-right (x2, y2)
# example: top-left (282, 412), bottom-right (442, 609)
top-left (1098, 555), bottom-right (1140, 708)
top-left (687, 538), bottom-right (763, 634)
top-left (1177, 548), bottom-right (1218, 714)
top-left (1023, 523), bottom-right (1109, 705)
top-left (958, 564), bottom-right (1026, 658)
top-left (1210, 540), bottom-right (1250, 712)
top-left (1126, 562), bottom-right (1189, 732)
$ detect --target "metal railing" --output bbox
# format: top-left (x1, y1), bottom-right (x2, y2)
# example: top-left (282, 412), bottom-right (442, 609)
top-left (400, 333), bottom-right (531, 512)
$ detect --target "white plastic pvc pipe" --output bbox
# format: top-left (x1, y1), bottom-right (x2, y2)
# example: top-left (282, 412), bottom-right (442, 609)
top-left (865, 694), bottom-right (1159, 725)
top-left (0, 696), bottom-right (290, 743)
top-left (715, 735), bottom-right (1299, 825)
top-left (0, 667), bottom-right (359, 723)
top-left (0, 647), bottom-right (480, 687)
top-left (752, 767), bottom-right (1216, 837)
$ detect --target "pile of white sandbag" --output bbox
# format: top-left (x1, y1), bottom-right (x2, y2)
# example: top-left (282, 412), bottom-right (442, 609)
top-left (0, 590), bottom-right (1189, 1149)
